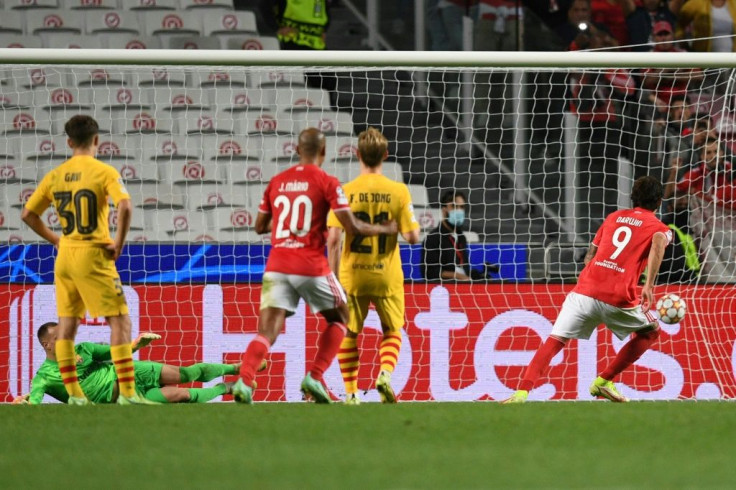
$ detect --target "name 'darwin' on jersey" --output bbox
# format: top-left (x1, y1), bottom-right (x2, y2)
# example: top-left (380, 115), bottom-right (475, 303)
top-left (615, 216), bottom-right (643, 227)
top-left (278, 181), bottom-right (309, 192)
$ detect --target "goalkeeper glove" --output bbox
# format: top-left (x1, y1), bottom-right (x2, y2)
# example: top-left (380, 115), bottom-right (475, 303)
top-left (132, 332), bottom-right (162, 352)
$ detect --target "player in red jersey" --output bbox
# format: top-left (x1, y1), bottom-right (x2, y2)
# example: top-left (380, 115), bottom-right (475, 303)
top-left (504, 176), bottom-right (672, 403)
top-left (232, 128), bottom-right (397, 404)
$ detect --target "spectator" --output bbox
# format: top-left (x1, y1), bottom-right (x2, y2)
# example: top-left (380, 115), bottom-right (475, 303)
top-left (677, 0), bottom-right (736, 52)
top-left (592, 0), bottom-right (630, 47)
top-left (658, 195), bottom-right (702, 284)
top-left (618, 0), bottom-right (681, 51)
top-left (670, 137), bottom-right (736, 280)
top-left (476, 0), bottom-right (523, 51)
top-left (556, 0), bottom-right (615, 50)
top-left (274, 0), bottom-right (330, 51)
top-left (421, 191), bottom-right (495, 281)
top-left (427, 0), bottom-right (479, 51)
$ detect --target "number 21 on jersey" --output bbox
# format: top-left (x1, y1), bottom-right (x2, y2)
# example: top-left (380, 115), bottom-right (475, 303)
top-left (274, 195), bottom-right (313, 238)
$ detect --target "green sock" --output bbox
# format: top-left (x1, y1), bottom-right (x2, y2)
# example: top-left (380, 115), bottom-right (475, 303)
top-left (179, 363), bottom-right (237, 383)
top-left (187, 383), bottom-right (228, 403)
top-left (143, 388), bottom-right (170, 404)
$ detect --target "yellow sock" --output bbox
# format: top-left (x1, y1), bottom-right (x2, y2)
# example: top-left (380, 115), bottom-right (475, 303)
top-left (110, 344), bottom-right (136, 398)
top-left (379, 333), bottom-right (402, 373)
top-left (56, 339), bottom-right (85, 399)
top-left (338, 337), bottom-right (359, 395)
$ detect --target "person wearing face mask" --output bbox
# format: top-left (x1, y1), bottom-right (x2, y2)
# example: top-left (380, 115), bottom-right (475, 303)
top-left (421, 190), bottom-right (490, 281)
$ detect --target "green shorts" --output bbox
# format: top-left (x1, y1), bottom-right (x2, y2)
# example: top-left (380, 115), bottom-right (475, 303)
top-left (133, 361), bottom-right (163, 395)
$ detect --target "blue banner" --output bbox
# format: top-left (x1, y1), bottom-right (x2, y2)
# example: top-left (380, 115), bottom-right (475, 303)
top-left (0, 243), bottom-right (527, 284)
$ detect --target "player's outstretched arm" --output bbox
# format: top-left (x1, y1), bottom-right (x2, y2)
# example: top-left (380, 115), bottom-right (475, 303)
top-left (333, 209), bottom-right (397, 237)
top-left (132, 332), bottom-right (162, 352)
top-left (20, 209), bottom-right (60, 248)
top-left (641, 232), bottom-right (669, 311)
top-left (326, 227), bottom-right (343, 274)
top-left (254, 212), bottom-right (272, 235)
top-left (583, 244), bottom-right (599, 266)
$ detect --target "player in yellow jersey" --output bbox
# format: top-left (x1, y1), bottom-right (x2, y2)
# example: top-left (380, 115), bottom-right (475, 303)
top-left (327, 127), bottom-right (421, 404)
top-left (21, 115), bottom-right (153, 405)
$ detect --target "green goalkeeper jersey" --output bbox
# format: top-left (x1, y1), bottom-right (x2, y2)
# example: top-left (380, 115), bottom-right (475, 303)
top-left (29, 342), bottom-right (117, 404)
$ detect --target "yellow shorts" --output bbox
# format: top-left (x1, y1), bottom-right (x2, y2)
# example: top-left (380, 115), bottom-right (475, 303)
top-left (55, 246), bottom-right (129, 319)
top-left (346, 293), bottom-right (405, 335)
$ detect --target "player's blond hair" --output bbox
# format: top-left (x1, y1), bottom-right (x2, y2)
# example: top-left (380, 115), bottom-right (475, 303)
top-left (358, 127), bottom-right (387, 168)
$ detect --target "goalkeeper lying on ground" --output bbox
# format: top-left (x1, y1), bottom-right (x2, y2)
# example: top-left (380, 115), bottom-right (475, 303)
top-left (13, 321), bottom-right (265, 404)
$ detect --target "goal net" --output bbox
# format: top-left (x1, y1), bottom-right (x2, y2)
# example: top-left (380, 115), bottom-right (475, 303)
top-left (1, 51), bottom-right (735, 402)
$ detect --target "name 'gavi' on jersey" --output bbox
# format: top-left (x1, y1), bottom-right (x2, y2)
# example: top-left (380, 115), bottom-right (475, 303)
top-left (327, 173), bottom-right (419, 296)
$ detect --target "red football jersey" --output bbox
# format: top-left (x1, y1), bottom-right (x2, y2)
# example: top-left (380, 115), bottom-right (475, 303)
top-left (574, 208), bottom-right (672, 308)
top-left (259, 164), bottom-right (349, 276)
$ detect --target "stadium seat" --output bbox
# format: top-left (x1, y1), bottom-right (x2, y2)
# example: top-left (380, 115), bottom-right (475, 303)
top-left (225, 35), bottom-right (280, 51)
top-left (102, 34), bottom-right (162, 49)
top-left (89, 86), bottom-right (150, 110)
top-left (180, 0), bottom-right (233, 11)
top-left (146, 208), bottom-right (207, 237)
top-left (207, 205), bottom-right (258, 231)
top-left (2, 183), bottom-right (36, 208)
top-left (165, 35), bottom-right (221, 50)
top-left (42, 34), bottom-right (100, 49)
top-left (142, 11), bottom-right (201, 38)
top-left (0, 134), bottom-right (18, 160)
top-left (33, 87), bottom-right (92, 112)
top-left (227, 160), bottom-right (278, 184)
top-left (48, 108), bottom-right (107, 134)
top-left (185, 183), bottom-right (248, 209)
top-left (62, 0), bottom-right (118, 9)
top-left (26, 10), bottom-right (84, 36)
top-left (262, 87), bottom-right (331, 113)
top-left (297, 110), bottom-right (354, 136)
top-left (40, 205), bottom-right (61, 230)
top-left (16, 134), bottom-right (69, 163)
top-left (1, 110), bottom-right (51, 135)
top-left (258, 135), bottom-right (299, 165)
top-left (20, 67), bottom-right (68, 88)
top-left (161, 229), bottom-right (218, 242)
top-left (0, 91), bottom-right (35, 109)
top-left (112, 110), bottom-right (173, 134)
top-left (165, 159), bottom-right (224, 185)
top-left (96, 135), bottom-right (138, 162)
top-left (129, 134), bottom-right (201, 162)
top-left (178, 109), bottom-right (235, 135)
top-left (76, 67), bottom-right (127, 86)
top-left (248, 70), bottom-right (307, 88)
top-left (131, 67), bottom-right (187, 87)
top-left (190, 69), bottom-right (248, 89)
top-left (328, 136), bottom-right (358, 162)
top-left (0, 227), bottom-right (41, 244)
top-left (202, 11), bottom-right (257, 48)
top-left (126, 182), bottom-right (186, 209)
top-left (382, 161), bottom-right (404, 182)
top-left (0, 204), bottom-right (20, 230)
top-left (127, 0), bottom-right (176, 10)
top-left (6, 0), bottom-right (58, 10)
top-left (0, 12), bottom-right (24, 34)
top-left (0, 161), bottom-right (36, 184)
top-left (84, 10), bottom-right (140, 35)
top-left (414, 206), bottom-right (441, 231)
top-left (206, 87), bottom-right (271, 112)
top-left (155, 87), bottom-right (208, 111)
top-left (107, 203), bottom-right (146, 231)
top-left (0, 35), bottom-right (43, 48)
top-left (199, 134), bottom-right (260, 163)
top-left (408, 184), bottom-right (430, 207)
top-left (109, 160), bottom-right (159, 183)
top-left (235, 111), bottom-right (295, 136)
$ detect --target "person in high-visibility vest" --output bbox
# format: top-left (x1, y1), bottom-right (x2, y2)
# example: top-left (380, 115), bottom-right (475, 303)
top-left (275, 0), bottom-right (330, 50)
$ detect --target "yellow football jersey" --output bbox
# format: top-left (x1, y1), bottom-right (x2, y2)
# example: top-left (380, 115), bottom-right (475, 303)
top-left (327, 173), bottom-right (419, 296)
top-left (25, 155), bottom-right (130, 247)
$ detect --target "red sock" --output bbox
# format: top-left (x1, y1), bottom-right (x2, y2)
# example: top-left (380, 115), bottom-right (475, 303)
top-left (600, 329), bottom-right (660, 381)
top-left (519, 337), bottom-right (566, 392)
top-left (240, 334), bottom-right (270, 387)
top-left (310, 322), bottom-right (347, 381)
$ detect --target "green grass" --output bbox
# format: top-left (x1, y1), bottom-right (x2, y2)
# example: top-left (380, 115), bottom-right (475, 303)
top-left (2, 402), bottom-right (735, 489)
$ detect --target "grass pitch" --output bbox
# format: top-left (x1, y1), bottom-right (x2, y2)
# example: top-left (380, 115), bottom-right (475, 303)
top-left (2, 402), bottom-right (735, 489)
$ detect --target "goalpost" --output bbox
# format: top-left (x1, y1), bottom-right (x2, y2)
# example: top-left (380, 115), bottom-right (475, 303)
top-left (1, 49), bottom-right (735, 402)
